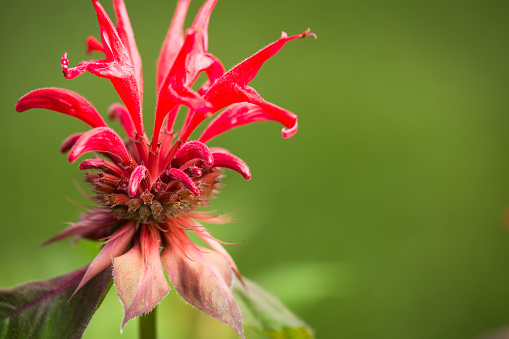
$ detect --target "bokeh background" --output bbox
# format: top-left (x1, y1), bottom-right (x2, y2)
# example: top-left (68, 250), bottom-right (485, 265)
top-left (2, 0), bottom-right (509, 338)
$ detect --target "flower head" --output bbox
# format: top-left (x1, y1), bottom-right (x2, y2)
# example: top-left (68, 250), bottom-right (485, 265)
top-left (16, 0), bottom-right (314, 336)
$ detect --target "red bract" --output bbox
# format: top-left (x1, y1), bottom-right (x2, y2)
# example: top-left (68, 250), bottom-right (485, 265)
top-left (16, 0), bottom-right (314, 336)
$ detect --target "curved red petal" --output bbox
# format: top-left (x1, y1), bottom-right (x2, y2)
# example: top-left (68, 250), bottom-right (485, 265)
top-left (86, 36), bottom-right (105, 55)
top-left (128, 165), bottom-right (147, 197)
top-left (108, 103), bottom-right (136, 139)
top-left (78, 158), bottom-right (104, 171)
top-left (60, 133), bottom-right (84, 154)
top-left (69, 127), bottom-right (132, 166)
top-left (166, 168), bottom-right (200, 196)
top-left (79, 158), bottom-right (127, 178)
top-left (212, 152), bottom-right (251, 180)
top-left (16, 88), bottom-right (106, 128)
top-left (174, 141), bottom-right (213, 167)
top-left (198, 103), bottom-right (277, 143)
top-left (62, 0), bottom-right (143, 137)
top-left (182, 30), bottom-right (314, 140)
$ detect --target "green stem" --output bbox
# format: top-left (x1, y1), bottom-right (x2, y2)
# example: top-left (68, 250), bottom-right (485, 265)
top-left (139, 306), bottom-right (157, 339)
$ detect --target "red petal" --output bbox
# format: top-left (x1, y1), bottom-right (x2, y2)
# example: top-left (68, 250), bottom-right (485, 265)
top-left (154, 0), bottom-right (224, 149)
top-left (156, 0), bottom-right (191, 91)
top-left (72, 221), bottom-right (135, 296)
top-left (113, 226), bottom-right (169, 329)
top-left (79, 158), bottom-right (105, 171)
top-left (161, 231), bottom-right (243, 338)
top-left (108, 103), bottom-right (136, 139)
top-left (152, 28), bottom-right (213, 152)
top-left (69, 127), bottom-right (132, 166)
top-left (198, 103), bottom-right (277, 143)
top-left (79, 158), bottom-right (127, 178)
top-left (212, 152), bottom-right (251, 180)
top-left (16, 88), bottom-right (106, 128)
top-left (62, 0), bottom-right (143, 137)
top-left (184, 30), bottom-right (315, 141)
top-left (174, 141), bottom-right (213, 167)
top-left (60, 133), bottom-right (84, 154)
top-left (166, 168), bottom-right (200, 196)
top-left (113, 0), bottom-right (143, 100)
top-left (86, 36), bottom-right (105, 55)
top-left (186, 0), bottom-right (224, 86)
top-left (128, 165), bottom-right (147, 197)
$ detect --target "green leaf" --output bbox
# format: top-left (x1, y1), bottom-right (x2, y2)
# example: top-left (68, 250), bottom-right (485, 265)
top-left (0, 265), bottom-right (112, 339)
top-left (232, 277), bottom-right (315, 339)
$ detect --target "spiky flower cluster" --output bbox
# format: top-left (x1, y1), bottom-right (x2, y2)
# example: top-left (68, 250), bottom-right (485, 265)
top-left (15, 0), bottom-right (314, 336)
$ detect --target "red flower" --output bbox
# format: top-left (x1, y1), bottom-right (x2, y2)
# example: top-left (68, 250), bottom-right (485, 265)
top-left (16, 0), bottom-right (314, 336)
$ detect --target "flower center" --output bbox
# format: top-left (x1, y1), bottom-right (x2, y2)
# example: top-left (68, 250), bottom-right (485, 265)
top-left (87, 166), bottom-right (222, 224)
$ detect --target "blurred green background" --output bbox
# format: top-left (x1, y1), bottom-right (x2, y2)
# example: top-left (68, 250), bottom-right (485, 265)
top-left (2, 0), bottom-right (509, 338)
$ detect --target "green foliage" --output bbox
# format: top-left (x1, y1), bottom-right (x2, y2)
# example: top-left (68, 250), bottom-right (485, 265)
top-left (0, 266), bottom-right (111, 339)
top-left (233, 277), bottom-right (314, 339)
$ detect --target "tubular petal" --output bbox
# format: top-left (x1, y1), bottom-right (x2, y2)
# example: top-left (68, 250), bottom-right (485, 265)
top-left (183, 30), bottom-right (315, 141)
top-left (69, 127), bottom-right (132, 166)
top-left (198, 103), bottom-right (277, 143)
top-left (79, 158), bottom-right (127, 177)
top-left (212, 152), bottom-right (251, 180)
top-left (156, 0), bottom-right (191, 91)
top-left (152, 28), bottom-right (213, 151)
top-left (62, 0), bottom-right (143, 136)
top-left (16, 88), bottom-right (107, 128)
top-left (86, 36), bottom-right (105, 54)
top-left (166, 168), bottom-right (200, 196)
top-left (185, 0), bottom-right (224, 88)
top-left (154, 0), bottom-right (224, 146)
top-left (236, 86), bottom-right (298, 138)
top-left (113, 0), bottom-right (143, 100)
top-left (79, 158), bottom-right (105, 171)
top-left (174, 141), bottom-right (213, 167)
top-left (108, 103), bottom-right (136, 139)
top-left (72, 221), bottom-right (135, 296)
top-left (128, 165), bottom-right (147, 197)
top-left (60, 133), bottom-right (84, 154)
top-left (161, 232), bottom-right (244, 338)
top-left (113, 226), bottom-right (169, 329)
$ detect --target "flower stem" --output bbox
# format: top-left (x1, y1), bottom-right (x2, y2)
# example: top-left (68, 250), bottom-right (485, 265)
top-left (139, 307), bottom-right (157, 339)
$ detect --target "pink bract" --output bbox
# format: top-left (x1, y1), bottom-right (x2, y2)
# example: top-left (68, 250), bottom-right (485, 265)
top-left (16, 0), bottom-right (314, 336)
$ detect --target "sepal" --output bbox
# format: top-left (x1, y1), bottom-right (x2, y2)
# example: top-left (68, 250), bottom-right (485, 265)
top-left (161, 230), bottom-right (244, 338)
